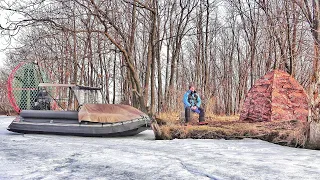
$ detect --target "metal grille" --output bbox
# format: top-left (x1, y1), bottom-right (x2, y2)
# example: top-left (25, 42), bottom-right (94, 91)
top-left (7, 62), bottom-right (52, 113)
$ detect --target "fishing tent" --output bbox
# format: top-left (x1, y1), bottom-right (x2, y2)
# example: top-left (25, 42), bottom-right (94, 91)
top-left (240, 70), bottom-right (308, 122)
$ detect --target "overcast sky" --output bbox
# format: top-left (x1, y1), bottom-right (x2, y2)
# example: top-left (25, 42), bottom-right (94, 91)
top-left (0, 3), bottom-right (22, 68)
top-left (0, 9), bottom-right (11, 68)
top-left (0, 37), bottom-right (10, 68)
top-left (0, 17), bottom-right (7, 68)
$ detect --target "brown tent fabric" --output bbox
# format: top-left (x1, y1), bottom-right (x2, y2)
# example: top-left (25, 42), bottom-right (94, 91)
top-left (240, 70), bottom-right (308, 122)
top-left (78, 104), bottom-right (147, 123)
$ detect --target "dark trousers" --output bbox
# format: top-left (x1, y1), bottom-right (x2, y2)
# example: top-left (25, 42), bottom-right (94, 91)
top-left (185, 107), bottom-right (205, 123)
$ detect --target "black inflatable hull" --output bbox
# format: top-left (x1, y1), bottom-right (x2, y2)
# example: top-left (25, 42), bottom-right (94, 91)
top-left (7, 110), bottom-right (150, 137)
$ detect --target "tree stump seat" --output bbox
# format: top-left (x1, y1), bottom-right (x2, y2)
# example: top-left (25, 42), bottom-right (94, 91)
top-left (179, 110), bottom-right (199, 123)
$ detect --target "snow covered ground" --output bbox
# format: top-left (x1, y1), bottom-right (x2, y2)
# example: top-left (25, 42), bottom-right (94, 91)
top-left (0, 116), bottom-right (319, 180)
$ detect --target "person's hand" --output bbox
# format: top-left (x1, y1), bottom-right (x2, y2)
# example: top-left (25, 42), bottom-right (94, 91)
top-left (191, 106), bottom-right (197, 110)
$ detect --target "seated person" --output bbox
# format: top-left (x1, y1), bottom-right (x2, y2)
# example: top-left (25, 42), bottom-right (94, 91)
top-left (33, 88), bottom-right (51, 110)
top-left (183, 84), bottom-right (207, 125)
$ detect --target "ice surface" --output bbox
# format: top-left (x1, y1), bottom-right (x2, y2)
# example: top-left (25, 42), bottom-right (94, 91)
top-left (0, 116), bottom-right (319, 180)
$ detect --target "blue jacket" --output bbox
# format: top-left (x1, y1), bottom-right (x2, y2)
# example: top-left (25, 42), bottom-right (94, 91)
top-left (183, 90), bottom-right (201, 108)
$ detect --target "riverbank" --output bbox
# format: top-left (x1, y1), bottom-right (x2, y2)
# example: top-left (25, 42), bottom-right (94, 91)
top-left (153, 113), bottom-right (312, 149)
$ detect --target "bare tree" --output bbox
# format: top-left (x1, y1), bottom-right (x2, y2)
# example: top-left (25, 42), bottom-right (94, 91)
top-left (0, 0), bottom-right (317, 116)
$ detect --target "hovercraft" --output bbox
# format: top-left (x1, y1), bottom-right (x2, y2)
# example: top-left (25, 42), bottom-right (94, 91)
top-left (6, 61), bottom-right (150, 136)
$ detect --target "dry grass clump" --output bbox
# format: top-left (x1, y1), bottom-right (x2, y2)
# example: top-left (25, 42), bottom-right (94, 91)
top-left (158, 122), bottom-right (265, 140)
top-left (0, 103), bottom-right (16, 115)
top-left (205, 114), bottom-right (240, 122)
top-left (156, 112), bottom-right (181, 125)
top-left (153, 112), bottom-right (309, 148)
top-left (156, 112), bottom-right (239, 125)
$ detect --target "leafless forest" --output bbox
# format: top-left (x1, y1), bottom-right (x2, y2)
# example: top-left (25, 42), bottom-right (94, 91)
top-left (0, 0), bottom-right (319, 116)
